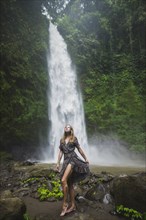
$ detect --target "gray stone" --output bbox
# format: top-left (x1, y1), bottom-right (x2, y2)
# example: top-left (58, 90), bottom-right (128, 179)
top-left (0, 197), bottom-right (26, 220)
top-left (85, 183), bottom-right (105, 201)
top-left (0, 190), bottom-right (13, 199)
top-left (111, 172), bottom-right (146, 213)
top-left (103, 193), bottom-right (113, 204)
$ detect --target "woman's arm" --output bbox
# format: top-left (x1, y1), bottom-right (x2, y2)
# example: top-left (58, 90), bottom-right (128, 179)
top-left (56, 150), bottom-right (63, 171)
top-left (77, 147), bottom-right (89, 163)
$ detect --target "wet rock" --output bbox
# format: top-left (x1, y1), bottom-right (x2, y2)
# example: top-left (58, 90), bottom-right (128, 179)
top-left (31, 186), bottom-right (38, 193)
top-left (14, 188), bottom-right (30, 197)
top-left (33, 192), bottom-right (39, 199)
top-left (28, 168), bottom-right (58, 178)
top-left (74, 185), bottom-right (84, 196)
top-left (46, 181), bottom-right (53, 191)
top-left (85, 183), bottom-right (105, 201)
top-left (0, 190), bottom-right (13, 199)
top-left (47, 197), bottom-right (56, 202)
top-left (111, 172), bottom-right (146, 213)
top-left (79, 175), bottom-right (90, 184)
top-left (21, 160), bottom-right (37, 166)
top-left (75, 195), bottom-right (87, 203)
top-left (102, 174), bottom-right (114, 183)
top-left (103, 193), bottom-right (113, 204)
top-left (0, 197), bottom-right (26, 220)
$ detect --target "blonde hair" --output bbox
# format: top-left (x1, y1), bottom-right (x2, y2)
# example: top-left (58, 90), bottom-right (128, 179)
top-left (61, 124), bottom-right (75, 143)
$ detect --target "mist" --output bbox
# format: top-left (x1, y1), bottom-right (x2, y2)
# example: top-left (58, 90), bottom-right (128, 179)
top-left (87, 133), bottom-right (145, 167)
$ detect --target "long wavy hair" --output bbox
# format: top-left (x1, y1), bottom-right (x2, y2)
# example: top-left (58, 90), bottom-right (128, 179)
top-left (61, 124), bottom-right (75, 143)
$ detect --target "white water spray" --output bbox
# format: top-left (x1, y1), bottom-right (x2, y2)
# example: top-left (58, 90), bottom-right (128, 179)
top-left (45, 22), bottom-right (88, 162)
top-left (88, 134), bottom-right (145, 167)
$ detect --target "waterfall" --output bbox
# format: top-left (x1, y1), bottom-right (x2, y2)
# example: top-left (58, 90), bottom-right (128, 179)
top-left (46, 22), bottom-right (88, 162)
top-left (39, 21), bottom-right (144, 167)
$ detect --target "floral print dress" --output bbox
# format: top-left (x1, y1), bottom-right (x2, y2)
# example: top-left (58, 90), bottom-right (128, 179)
top-left (59, 137), bottom-right (90, 183)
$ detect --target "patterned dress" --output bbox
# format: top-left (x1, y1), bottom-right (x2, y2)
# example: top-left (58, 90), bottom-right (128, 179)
top-left (59, 137), bottom-right (90, 183)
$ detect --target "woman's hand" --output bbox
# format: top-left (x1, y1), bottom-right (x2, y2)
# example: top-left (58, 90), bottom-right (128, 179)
top-left (78, 147), bottom-right (89, 164)
top-left (56, 163), bottom-right (60, 172)
top-left (56, 150), bottom-right (63, 172)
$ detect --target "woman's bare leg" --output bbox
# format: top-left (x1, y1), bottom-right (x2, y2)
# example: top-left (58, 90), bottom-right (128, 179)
top-left (68, 182), bottom-right (76, 211)
top-left (60, 164), bottom-right (72, 216)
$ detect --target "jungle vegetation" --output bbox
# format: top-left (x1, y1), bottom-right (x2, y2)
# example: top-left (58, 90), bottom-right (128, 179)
top-left (0, 0), bottom-right (145, 153)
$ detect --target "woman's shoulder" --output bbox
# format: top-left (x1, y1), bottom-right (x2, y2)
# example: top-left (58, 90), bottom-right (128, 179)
top-left (71, 136), bottom-right (77, 142)
top-left (74, 136), bottom-right (78, 140)
top-left (60, 138), bottom-right (64, 144)
top-left (73, 136), bottom-right (79, 144)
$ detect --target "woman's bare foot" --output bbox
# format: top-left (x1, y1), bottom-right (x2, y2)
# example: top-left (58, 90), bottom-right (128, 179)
top-left (66, 206), bottom-right (76, 214)
top-left (60, 204), bottom-right (68, 217)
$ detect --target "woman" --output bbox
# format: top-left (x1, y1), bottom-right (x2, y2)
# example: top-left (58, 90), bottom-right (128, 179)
top-left (56, 124), bottom-right (90, 216)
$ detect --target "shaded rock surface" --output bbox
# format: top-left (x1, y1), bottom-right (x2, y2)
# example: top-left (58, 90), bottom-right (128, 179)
top-left (111, 172), bottom-right (146, 213)
top-left (0, 190), bottom-right (26, 220)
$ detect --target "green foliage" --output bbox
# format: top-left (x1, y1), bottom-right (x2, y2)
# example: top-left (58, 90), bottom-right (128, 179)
top-left (23, 213), bottom-right (31, 220)
top-left (48, 171), bottom-right (57, 179)
top-left (37, 181), bottom-right (63, 201)
top-left (116, 205), bottom-right (143, 220)
top-left (143, 213), bottom-right (146, 220)
top-left (0, 0), bottom-right (48, 149)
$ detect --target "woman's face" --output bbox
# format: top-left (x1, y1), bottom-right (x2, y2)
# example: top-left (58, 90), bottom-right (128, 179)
top-left (64, 125), bottom-right (71, 133)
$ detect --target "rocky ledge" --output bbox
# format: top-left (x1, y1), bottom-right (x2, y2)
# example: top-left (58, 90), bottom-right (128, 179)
top-left (0, 161), bottom-right (145, 220)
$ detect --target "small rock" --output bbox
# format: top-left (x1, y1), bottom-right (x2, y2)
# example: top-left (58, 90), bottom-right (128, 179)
top-left (103, 193), bottom-right (113, 204)
top-left (0, 190), bottom-right (13, 199)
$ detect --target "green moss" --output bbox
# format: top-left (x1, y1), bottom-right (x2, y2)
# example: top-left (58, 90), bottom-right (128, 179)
top-left (37, 180), bottom-right (63, 201)
top-left (22, 177), bottom-right (39, 184)
top-left (97, 178), bottom-right (104, 183)
top-left (48, 171), bottom-right (57, 179)
top-left (116, 205), bottom-right (143, 220)
top-left (23, 213), bottom-right (31, 220)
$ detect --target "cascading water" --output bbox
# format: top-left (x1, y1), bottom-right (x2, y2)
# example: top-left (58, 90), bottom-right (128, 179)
top-left (40, 11), bottom-right (144, 167)
top-left (46, 22), bottom-right (88, 162)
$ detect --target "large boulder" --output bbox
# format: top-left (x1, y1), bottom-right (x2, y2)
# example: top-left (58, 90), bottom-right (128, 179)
top-left (111, 172), bottom-right (146, 213)
top-left (0, 193), bottom-right (26, 220)
top-left (85, 183), bottom-right (105, 202)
